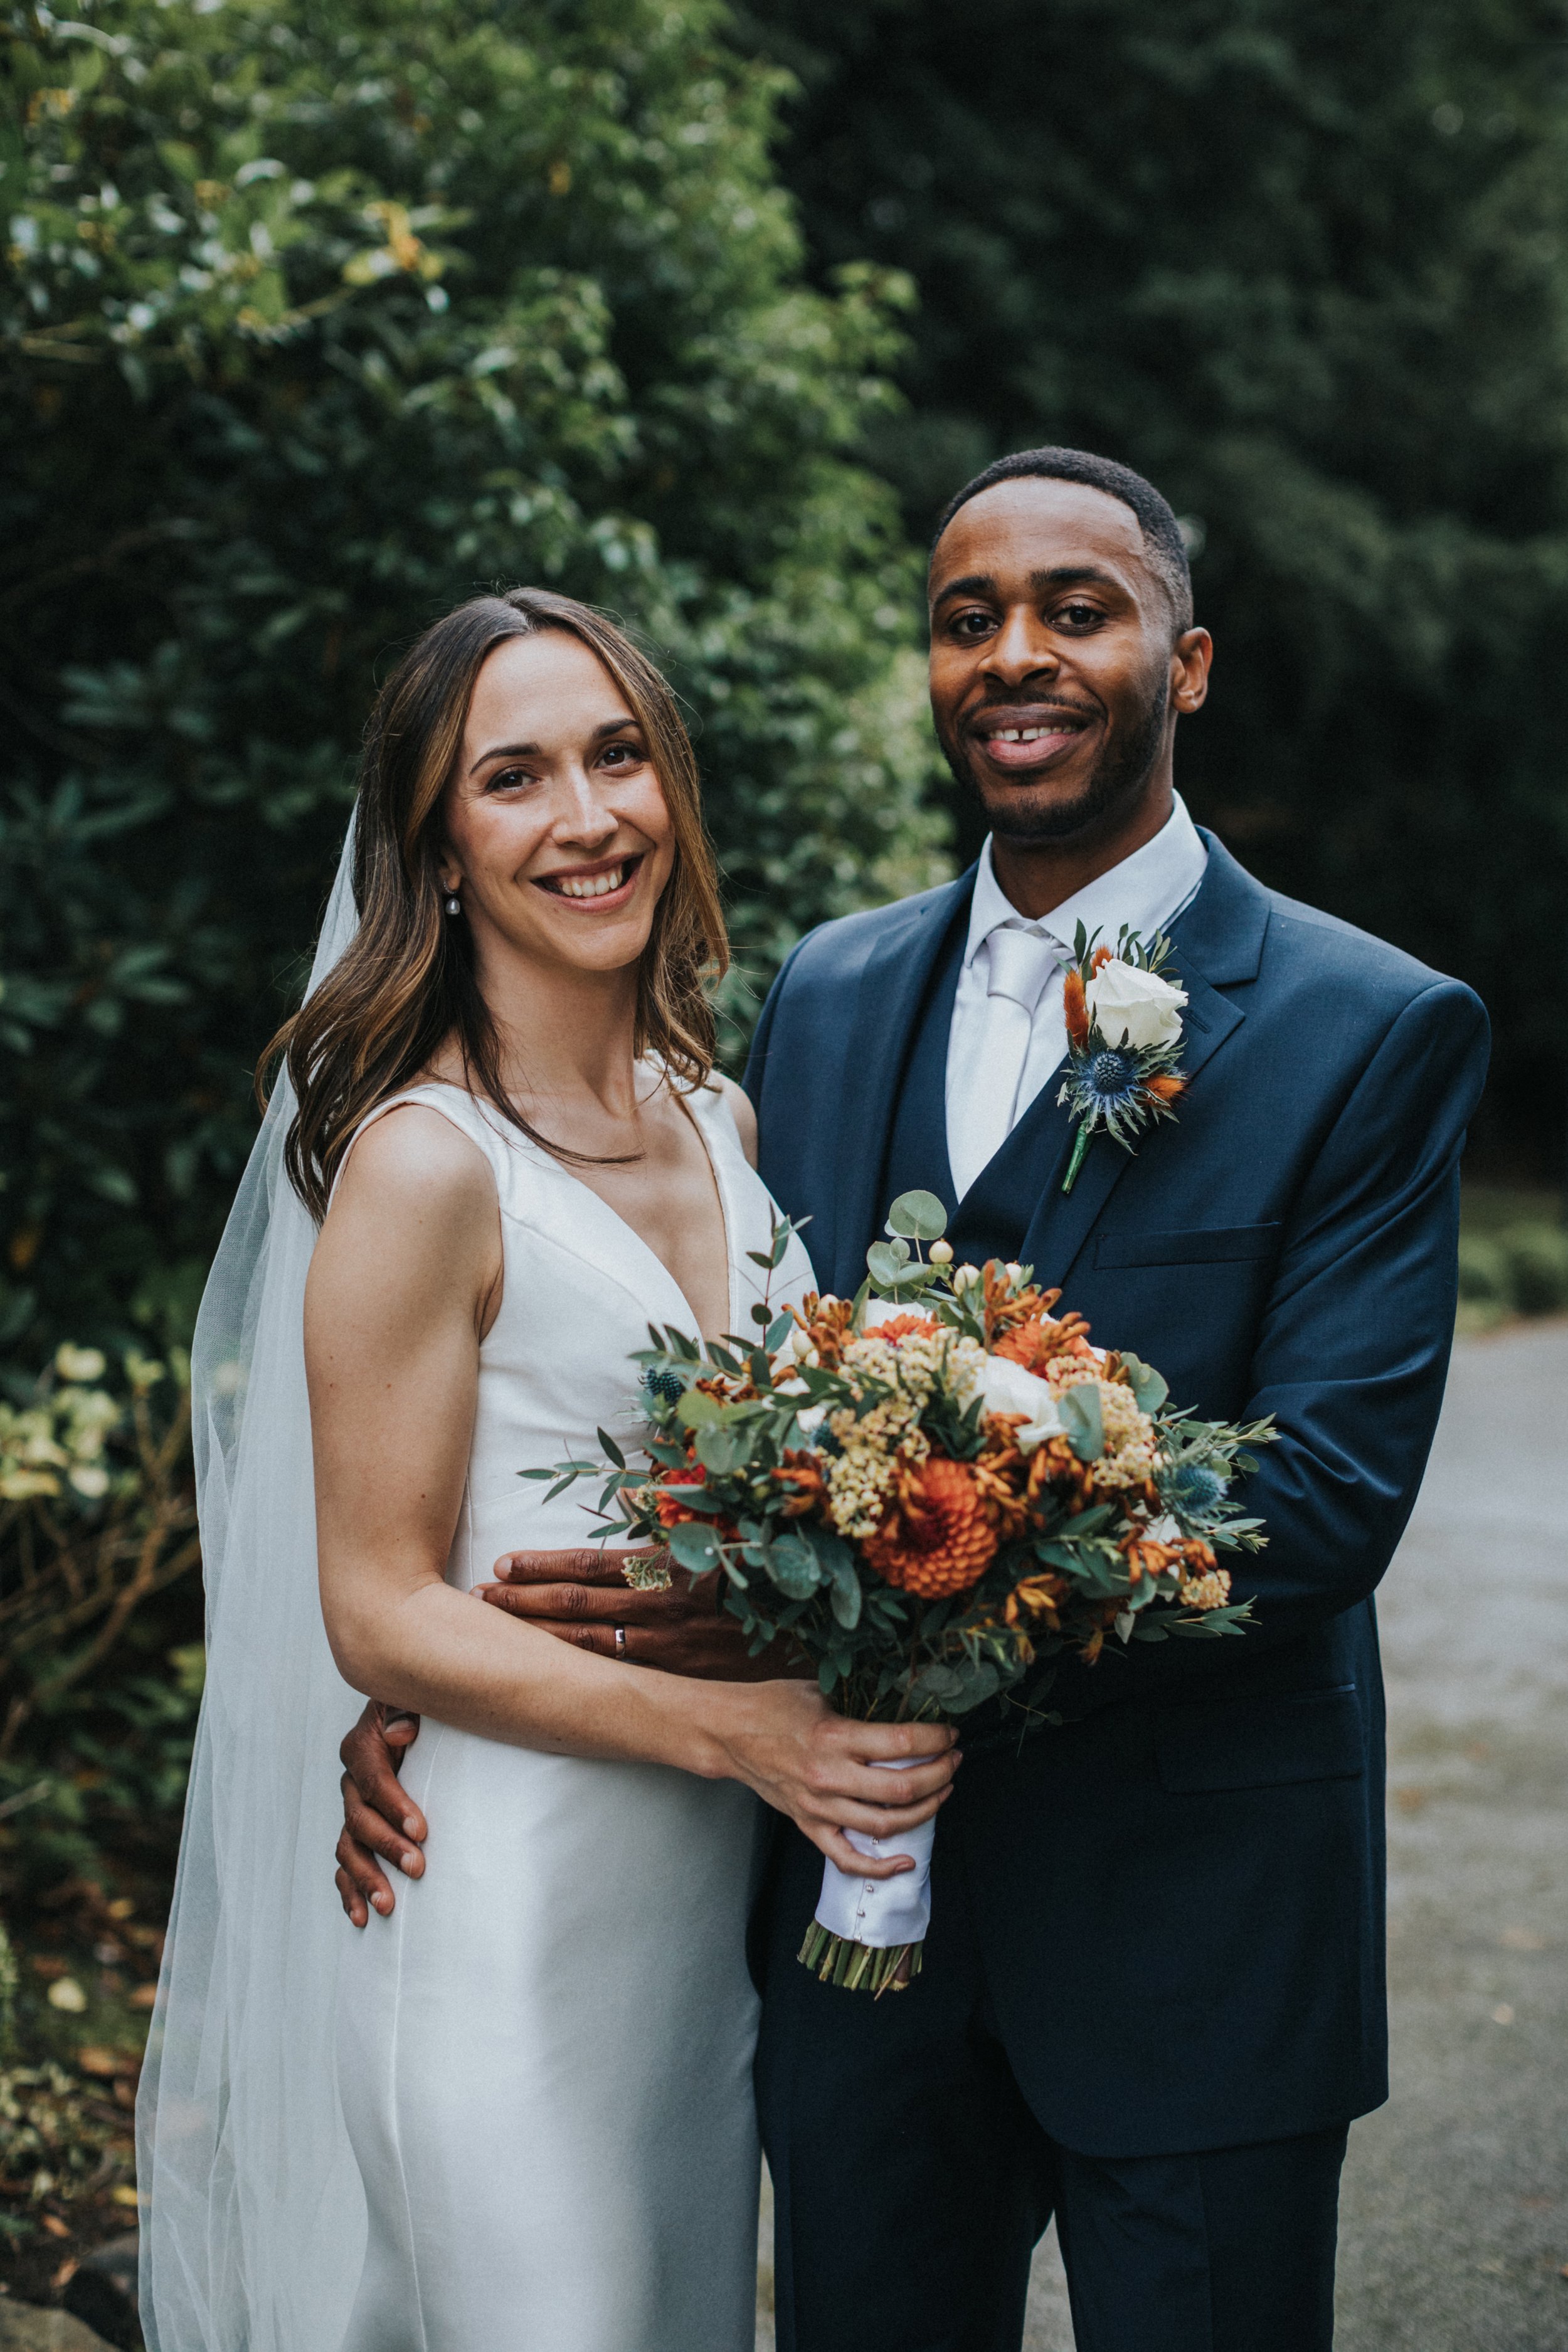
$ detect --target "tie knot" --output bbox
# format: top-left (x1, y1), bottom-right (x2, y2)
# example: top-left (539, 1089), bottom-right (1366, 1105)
top-left (984, 925), bottom-right (1060, 1015)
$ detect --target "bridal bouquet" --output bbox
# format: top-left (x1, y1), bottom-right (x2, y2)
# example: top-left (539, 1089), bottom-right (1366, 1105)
top-left (527, 1192), bottom-right (1272, 1994)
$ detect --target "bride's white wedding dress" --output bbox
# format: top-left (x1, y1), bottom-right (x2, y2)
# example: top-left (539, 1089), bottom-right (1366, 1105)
top-left (332, 1074), bottom-right (814, 2352)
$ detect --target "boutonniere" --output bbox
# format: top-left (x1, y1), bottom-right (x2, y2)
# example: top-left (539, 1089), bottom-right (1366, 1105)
top-left (1057, 922), bottom-right (1189, 1193)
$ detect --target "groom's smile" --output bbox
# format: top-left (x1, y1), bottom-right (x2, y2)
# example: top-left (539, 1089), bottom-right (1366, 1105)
top-left (966, 695), bottom-right (1098, 776)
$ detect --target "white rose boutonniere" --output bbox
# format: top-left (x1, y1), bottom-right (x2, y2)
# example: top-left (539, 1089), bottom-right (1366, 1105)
top-left (1057, 923), bottom-right (1189, 1194)
top-left (1084, 957), bottom-right (1188, 1052)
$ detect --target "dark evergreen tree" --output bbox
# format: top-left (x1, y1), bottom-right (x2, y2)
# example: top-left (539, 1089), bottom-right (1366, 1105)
top-left (744, 0), bottom-right (1568, 1169)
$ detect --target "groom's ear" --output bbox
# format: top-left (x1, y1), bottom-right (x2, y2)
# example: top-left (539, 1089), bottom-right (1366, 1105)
top-left (1170, 627), bottom-right (1212, 716)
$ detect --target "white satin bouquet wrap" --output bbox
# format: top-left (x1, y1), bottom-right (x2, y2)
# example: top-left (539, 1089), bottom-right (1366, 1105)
top-left (810, 1757), bottom-right (935, 1990)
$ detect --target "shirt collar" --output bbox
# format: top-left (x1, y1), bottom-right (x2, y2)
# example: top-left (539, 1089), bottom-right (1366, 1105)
top-left (962, 793), bottom-right (1209, 970)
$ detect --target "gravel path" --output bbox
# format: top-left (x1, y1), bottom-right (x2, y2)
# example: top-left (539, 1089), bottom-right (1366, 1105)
top-left (763, 1322), bottom-right (1568, 2349)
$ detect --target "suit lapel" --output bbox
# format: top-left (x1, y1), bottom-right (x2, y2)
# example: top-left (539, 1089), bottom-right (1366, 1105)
top-left (1016, 836), bottom-right (1269, 1291)
top-left (828, 872), bottom-right (973, 1296)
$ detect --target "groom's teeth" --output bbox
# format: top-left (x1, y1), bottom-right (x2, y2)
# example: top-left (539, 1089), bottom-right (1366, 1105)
top-left (556, 865), bottom-right (627, 899)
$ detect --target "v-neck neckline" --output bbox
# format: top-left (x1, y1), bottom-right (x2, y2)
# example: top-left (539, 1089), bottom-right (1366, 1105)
top-left (507, 1077), bottom-right (736, 1347)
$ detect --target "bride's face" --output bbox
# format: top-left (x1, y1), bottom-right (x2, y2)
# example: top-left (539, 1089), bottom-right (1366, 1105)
top-left (438, 630), bottom-right (676, 978)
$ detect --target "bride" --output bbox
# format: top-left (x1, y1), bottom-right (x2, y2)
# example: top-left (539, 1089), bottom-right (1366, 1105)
top-left (136, 586), bottom-right (956, 2352)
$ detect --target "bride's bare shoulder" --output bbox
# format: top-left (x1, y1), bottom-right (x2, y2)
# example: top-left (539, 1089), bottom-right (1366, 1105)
top-left (711, 1074), bottom-right (758, 1168)
top-left (326, 1101), bottom-right (495, 1233)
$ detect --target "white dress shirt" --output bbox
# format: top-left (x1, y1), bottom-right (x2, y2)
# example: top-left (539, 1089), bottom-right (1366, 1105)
top-left (945, 794), bottom-right (1209, 1199)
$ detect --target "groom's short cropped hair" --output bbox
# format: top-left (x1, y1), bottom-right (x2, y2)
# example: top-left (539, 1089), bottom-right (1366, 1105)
top-left (932, 447), bottom-right (1194, 636)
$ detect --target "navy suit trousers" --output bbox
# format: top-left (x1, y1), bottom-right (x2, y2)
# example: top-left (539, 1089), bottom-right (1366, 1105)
top-left (757, 1801), bottom-right (1346, 2352)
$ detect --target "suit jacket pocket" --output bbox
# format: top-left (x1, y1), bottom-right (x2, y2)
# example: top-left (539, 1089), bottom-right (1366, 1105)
top-left (1153, 1686), bottom-right (1364, 1794)
top-left (1096, 1221), bottom-right (1282, 1270)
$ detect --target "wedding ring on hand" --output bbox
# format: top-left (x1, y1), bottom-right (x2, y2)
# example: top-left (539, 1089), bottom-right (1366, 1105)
top-left (614, 1625), bottom-right (628, 1660)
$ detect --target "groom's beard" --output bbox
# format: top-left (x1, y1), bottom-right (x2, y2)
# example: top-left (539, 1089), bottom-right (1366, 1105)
top-left (937, 675), bottom-right (1169, 845)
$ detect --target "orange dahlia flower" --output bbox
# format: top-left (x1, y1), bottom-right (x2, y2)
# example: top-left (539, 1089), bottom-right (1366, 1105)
top-left (863, 1457), bottom-right (999, 1598)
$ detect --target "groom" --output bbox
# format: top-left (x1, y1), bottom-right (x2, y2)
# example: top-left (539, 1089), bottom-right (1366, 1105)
top-left (336, 448), bottom-right (1489, 2350)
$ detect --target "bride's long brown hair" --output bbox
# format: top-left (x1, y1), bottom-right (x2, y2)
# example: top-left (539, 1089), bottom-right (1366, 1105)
top-left (268, 588), bottom-right (729, 1221)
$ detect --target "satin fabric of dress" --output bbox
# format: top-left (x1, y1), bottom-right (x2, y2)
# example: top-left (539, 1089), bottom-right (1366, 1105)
top-left (332, 1078), bottom-right (815, 2352)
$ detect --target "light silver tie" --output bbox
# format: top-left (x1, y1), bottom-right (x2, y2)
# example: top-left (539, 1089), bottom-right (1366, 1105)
top-left (966, 926), bottom-right (1063, 1177)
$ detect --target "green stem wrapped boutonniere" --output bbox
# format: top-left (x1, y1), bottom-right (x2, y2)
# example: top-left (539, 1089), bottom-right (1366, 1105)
top-left (1057, 922), bottom-right (1189, 1194)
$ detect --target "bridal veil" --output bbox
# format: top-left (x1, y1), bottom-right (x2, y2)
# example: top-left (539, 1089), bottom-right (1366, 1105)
top-left (136, 825), bottom-right (368, 2351)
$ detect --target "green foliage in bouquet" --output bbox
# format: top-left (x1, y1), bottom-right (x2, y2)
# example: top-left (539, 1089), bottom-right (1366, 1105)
top-left (529, 1194), bottom-right (1273, 1732)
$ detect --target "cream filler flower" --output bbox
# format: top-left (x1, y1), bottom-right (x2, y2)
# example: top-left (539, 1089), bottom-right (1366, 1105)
top-left (823, 1325), bottom-right (987, 1539)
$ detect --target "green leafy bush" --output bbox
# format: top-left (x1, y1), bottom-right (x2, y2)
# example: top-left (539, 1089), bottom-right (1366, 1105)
top-left (1456, 1222), bottom-right (1568, 1325)
top-left (1, 0), bottom-right (949, 1350)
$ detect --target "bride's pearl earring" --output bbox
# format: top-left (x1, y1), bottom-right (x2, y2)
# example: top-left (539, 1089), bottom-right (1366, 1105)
top-left (444, 891), bottom-right (461, 917)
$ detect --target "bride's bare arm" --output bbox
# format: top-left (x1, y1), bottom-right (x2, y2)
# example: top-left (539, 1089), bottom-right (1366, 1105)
top-left (307, 1108), bottom-right (956, 1881)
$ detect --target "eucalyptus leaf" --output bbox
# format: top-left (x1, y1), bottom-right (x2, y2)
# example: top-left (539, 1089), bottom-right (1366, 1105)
top-left (886, 1189), bottom-right (948, 1242)
top-left (1058, 1383), bottom-right (1104, 1461)
top-left (666, 1520), bottom-right (725, 1576)
top-left (866, 1239), bottom-right (912, 1288)
top-left (676, 1389), bottom-right (722, 1428)
top-left (764, 1312), bottom-right (794, 1352)
top-left (596, 1426), bottom-right (626, 1470)
top-left (912, 1656), bottom-right (1000, 1714)
top-left (1119, 1353), bottom-right (1169, 1414)
top-left (694, 1421), bottom-right (748, 1476)
top-left (765, 1529), bottom-right (827, 1598)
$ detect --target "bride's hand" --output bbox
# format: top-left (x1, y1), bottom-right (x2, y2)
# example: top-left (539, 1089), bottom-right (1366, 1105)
top-left (711, 1682), bottom-right (960, 1879)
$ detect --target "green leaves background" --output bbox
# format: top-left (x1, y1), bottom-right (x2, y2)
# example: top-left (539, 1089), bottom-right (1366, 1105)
top-left (1, 0), bottom-right (950, 1347)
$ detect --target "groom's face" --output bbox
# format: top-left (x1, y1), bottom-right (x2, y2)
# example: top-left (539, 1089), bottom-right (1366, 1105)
top-left (927, 477), bottom-right (1203, 846)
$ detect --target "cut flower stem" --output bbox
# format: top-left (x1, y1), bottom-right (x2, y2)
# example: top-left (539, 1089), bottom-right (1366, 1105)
top-left (797, 1920), bottom-right (923, 1996)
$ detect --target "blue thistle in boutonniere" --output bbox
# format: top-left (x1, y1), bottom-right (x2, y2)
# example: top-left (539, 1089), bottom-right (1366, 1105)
top-left (1058, 921), bottom-right (1189, 1193)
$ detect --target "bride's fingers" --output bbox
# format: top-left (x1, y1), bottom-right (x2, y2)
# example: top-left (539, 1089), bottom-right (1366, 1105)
top-left (813, 1755), bottom-right (958, 1809)
top-left (800, 1788), bottom-right (951, 1840)
top-left (811, 1826), bottom-right (920, 1880)
top-left (846, 1722), bottom-right (960, 1766)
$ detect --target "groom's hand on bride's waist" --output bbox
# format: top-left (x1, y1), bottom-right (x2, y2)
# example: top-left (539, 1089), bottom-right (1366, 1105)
top-left (337, 1702), bottom-right (426, 1929)
top-left (335, 1545), bottom-right (806, 1925)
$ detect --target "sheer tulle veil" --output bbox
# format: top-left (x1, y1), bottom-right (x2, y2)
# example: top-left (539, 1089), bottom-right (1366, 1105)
top-left (136, 824), bottom-right (369, 2351)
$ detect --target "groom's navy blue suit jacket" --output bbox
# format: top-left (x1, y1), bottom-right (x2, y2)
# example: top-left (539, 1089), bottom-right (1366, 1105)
top-left (744, 833), bottom-right (1490, 2159)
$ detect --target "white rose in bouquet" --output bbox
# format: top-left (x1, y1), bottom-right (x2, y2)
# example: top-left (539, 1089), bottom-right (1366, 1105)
top-left (978, 1353), bottom-right (1064, 1451)
top-left (1084, 957), bottom-right (1187, 1051)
